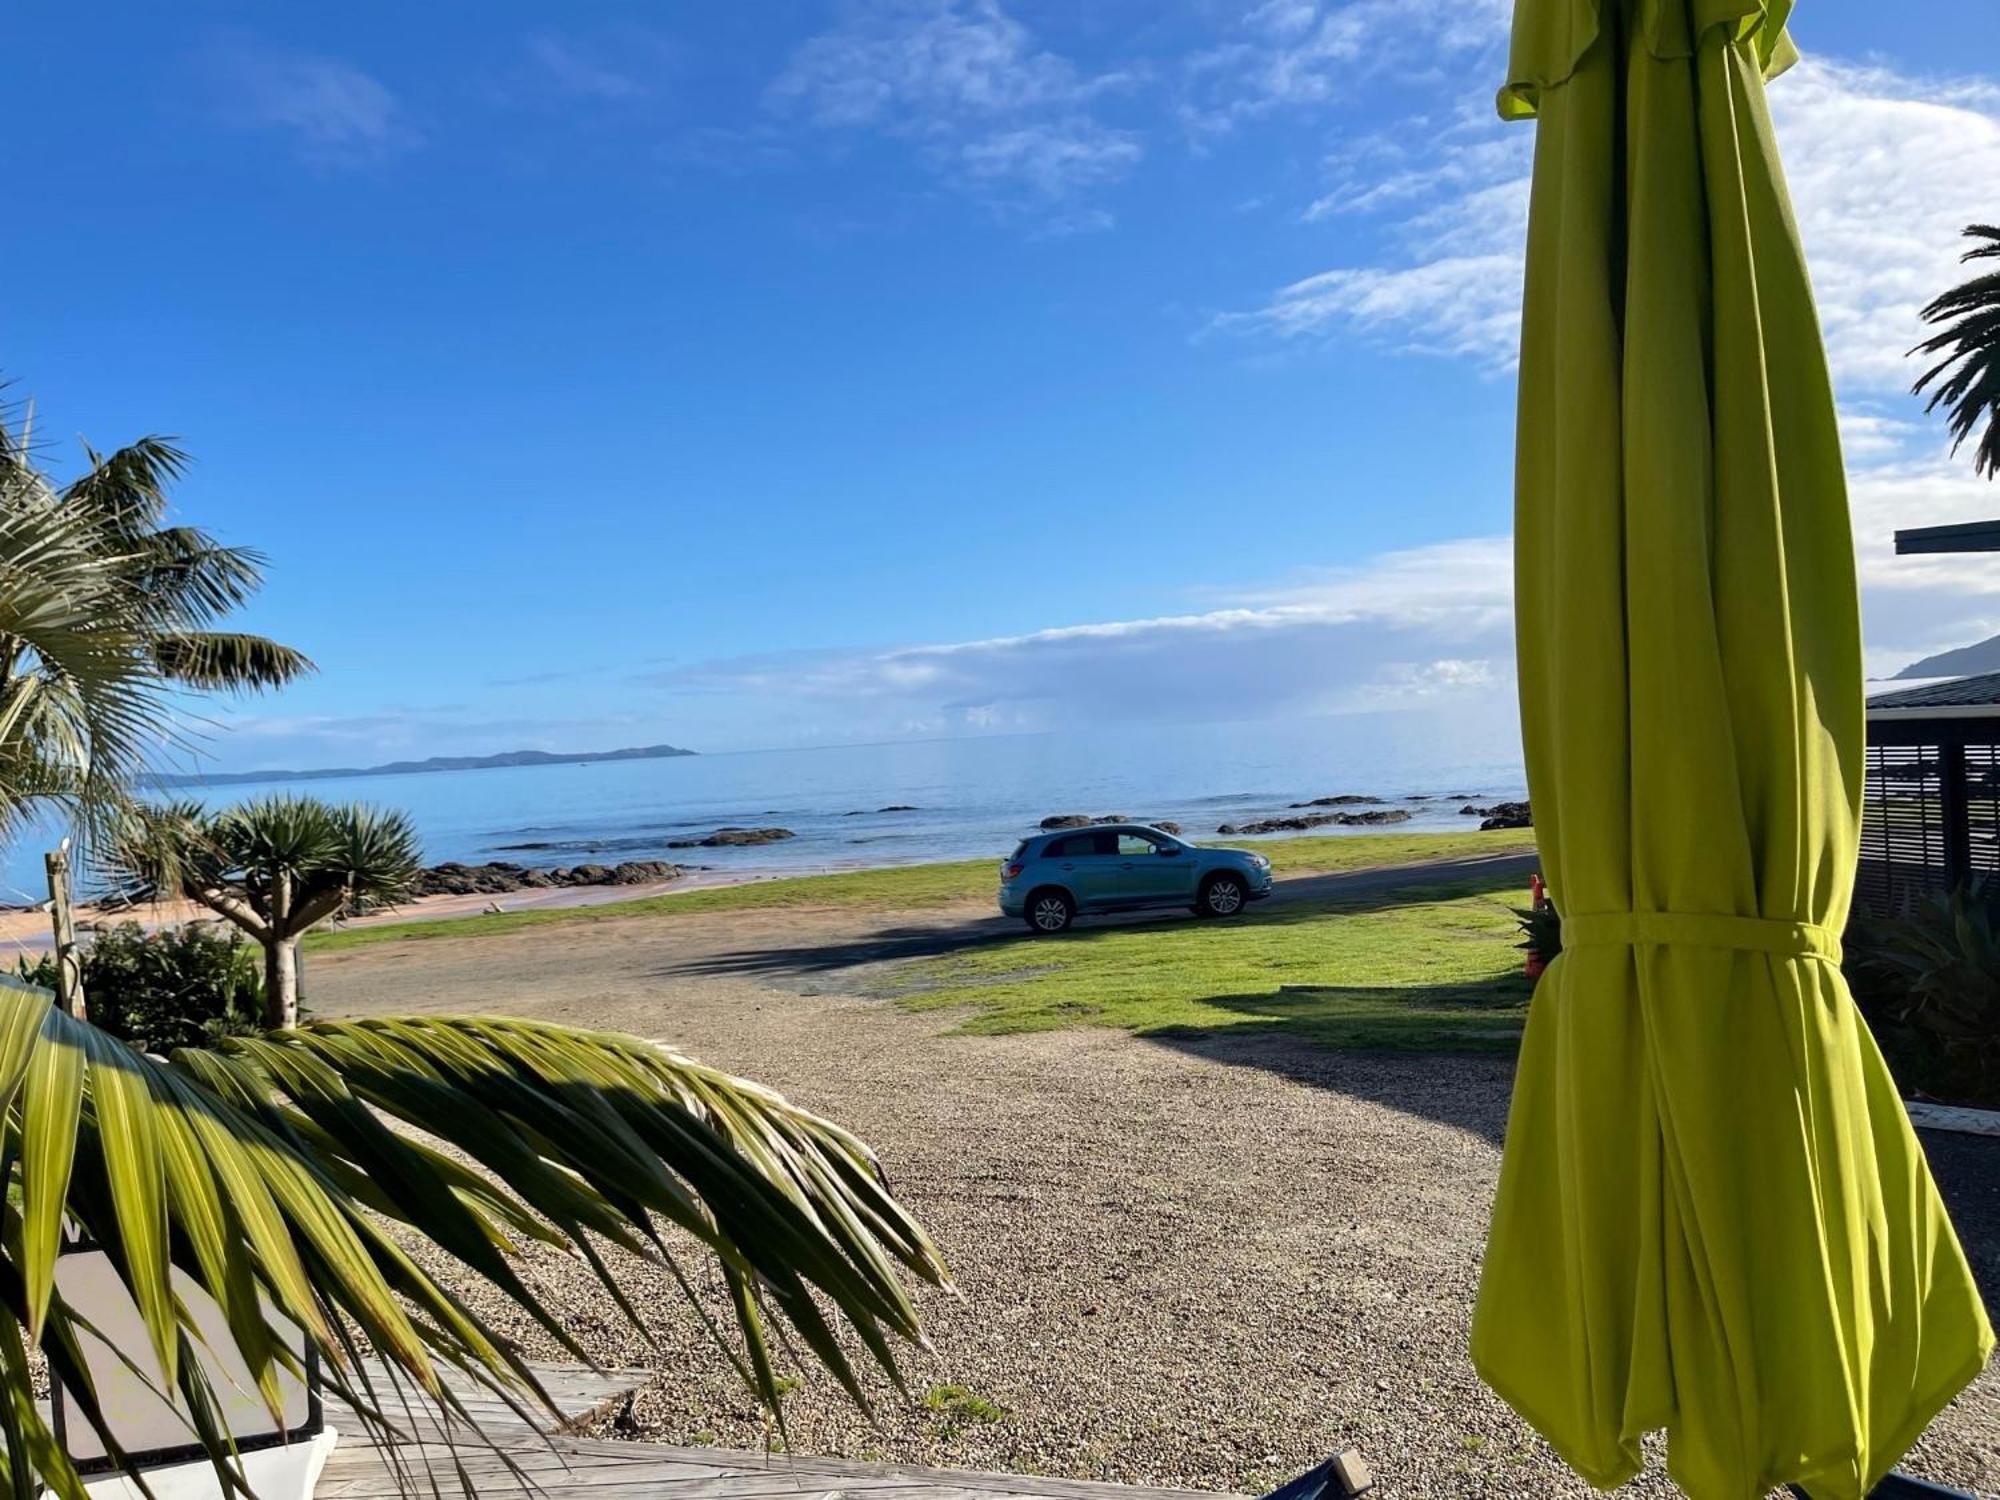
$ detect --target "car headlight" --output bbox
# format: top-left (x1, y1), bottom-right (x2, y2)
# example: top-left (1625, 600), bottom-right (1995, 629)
top-left (1252, 854), bottom-right (1270, 868)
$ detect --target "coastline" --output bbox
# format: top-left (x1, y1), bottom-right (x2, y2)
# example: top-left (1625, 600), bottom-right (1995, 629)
top-left (0, 826), bottom-right (1543, 959)
top-left (0, 862), bottom-right (797, 956)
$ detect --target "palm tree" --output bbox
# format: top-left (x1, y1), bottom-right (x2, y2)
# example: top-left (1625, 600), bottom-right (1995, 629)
top-left (0, 992), bottom-right (949, 1498)
top-left (0, 403), bottom-right (312, 843)
top-left (1913, 223), bottom-right (2000, 479)
top-left (0, 402), bottom-right (946, 1495)
top-left (115, 795), bottom-right (424, 1028)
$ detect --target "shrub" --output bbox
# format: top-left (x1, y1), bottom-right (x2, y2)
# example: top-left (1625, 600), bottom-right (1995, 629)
top-left (17, 922), bottom-right (266, 1054)
top-left (1845, 880), bottom-right (2000, 1107)
top-left (1513, 901), bottom-right (1562, 959)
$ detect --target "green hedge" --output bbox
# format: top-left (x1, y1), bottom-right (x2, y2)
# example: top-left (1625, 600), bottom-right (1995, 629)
top-left (17, 923), bottom-right (266, 1054)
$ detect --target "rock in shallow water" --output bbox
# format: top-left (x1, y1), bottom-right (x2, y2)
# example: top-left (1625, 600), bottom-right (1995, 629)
top-left (1217, 809), bottom-right (1413, 835)
top-left (1458, 800), bottom-right (1532, 829)
top-left (665, 826), bottom-right (795, 848)
top-left (412, 860), bottom-right (683, 897)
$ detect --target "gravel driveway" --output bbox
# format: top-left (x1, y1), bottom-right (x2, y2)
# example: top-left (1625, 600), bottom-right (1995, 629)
top-left (309, 887), bottom-right (1999, 1499)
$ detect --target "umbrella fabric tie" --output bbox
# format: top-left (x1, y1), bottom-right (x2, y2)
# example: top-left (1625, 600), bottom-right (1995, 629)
top-left (1563, 911), bottom-right (1842, 964)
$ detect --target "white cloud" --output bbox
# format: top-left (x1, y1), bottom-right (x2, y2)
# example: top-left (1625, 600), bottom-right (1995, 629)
top-left (1773, 64), bottom-right (2000, 393)
top-left (958, 119), bottom-right (1141, 195)
top-left (205, 34), bottom-right (417, 166)
top-left (1213, 56), bottom-right (2000, 396)
top-left (1211, 252), bottom-right (1522, 364)
top-left (524, 34), bottom-right (652, 102)
top-left (1208, 46), bottom-right (2000, 680)
top-left (1182, 0), bottom-right (1509, 134)
top-left (646, 538), bottom-right (1515, 731)
top-left (767, 0), bottom-right (1140, 206)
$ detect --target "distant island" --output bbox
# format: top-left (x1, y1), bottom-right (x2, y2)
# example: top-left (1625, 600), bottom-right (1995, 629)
top-left (148, 743), bottom-right (698, 789)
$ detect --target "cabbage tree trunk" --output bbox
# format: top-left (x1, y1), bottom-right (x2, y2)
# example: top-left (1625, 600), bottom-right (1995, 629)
top-left (263, 938), bottom-right (299, 1030)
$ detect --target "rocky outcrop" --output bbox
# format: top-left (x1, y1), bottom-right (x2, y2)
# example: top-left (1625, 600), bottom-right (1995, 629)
top-left (1217, 809), bottom-right (1413, 835)
top-left (412, 860), bottom-right (682, 897)
top-left (666, 827), bottom-right (795, 848)
top-left (1288, 794), bottom-right (1386, 808)
top-left (845, 805), bottom-right (920, 815)
top-left (1041, 813), bottom-right (1181, 833)
top-left (1460, 800), bottom-right (1532, 829)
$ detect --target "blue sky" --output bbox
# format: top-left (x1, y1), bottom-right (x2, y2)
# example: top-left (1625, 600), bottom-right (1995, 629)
top-left (10, 1), bottom-right (2000, 768)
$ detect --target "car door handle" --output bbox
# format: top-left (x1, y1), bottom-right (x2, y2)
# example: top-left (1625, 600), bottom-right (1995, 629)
top-left (1060, 863), bottom-right (1075, 871)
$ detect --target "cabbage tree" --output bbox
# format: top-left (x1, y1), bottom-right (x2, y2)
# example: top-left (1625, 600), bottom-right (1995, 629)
top-left (114, 795), bottom-right (423, 1028)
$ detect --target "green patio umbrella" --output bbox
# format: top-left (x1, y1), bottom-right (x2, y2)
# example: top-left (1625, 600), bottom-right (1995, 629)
top-left (1469, 2), bottom-right (1994, 1496)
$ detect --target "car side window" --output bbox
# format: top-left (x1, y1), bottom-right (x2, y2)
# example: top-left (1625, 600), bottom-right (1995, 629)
top-left (1117, 833), bottom-right (1161, 857)
top-left (1047, 834), bottom-right (1104, 858)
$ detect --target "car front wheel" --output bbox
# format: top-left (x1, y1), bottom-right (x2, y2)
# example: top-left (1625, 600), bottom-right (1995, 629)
top-left (1026, 890), bottom-right (1075, 934)
top-left (1198, 874), bottom-right (1246, 919)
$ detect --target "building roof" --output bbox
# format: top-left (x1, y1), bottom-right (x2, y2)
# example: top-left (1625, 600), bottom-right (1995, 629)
top-left (1866, 671), bottom-right (2000, 717)
top-left (1895, 519), bottom-right (2000, 555)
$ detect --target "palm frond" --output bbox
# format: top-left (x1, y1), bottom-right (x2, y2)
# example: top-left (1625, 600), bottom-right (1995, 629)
top-left (0, 985), bottom-right (947, 1497)
top-left (1913, 223), bottom-right (2000, 479)
top-left (0, 500), bottom-right (167, 848)
top-left (59, 437), bottom-right (190, 534)
top-left (122, 527), bottom-right (269, 626)
top-left (150, 631), bottom-right (315, 691)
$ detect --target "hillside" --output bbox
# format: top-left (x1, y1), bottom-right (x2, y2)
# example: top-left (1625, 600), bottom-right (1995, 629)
top-left (1894, 634), bottom-right (2000, 679)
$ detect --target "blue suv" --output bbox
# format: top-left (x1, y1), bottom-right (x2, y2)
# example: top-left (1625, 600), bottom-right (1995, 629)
top-left (998, 824), bottom-right (1273, 933)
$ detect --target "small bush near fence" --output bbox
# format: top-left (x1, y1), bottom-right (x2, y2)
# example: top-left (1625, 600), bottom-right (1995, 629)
top-left (17, 923), bottom-right (266, 1054)
top-left (1847, 881), bottom-right (2000, 1109)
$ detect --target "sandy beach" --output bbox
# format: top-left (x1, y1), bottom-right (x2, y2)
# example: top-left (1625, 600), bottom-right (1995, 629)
top-left (0, 863), bottom-right (795, 957)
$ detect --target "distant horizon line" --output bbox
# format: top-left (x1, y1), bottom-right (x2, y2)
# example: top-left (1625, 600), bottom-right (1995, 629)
top-left (153, 704), bottom-right (1546, 786)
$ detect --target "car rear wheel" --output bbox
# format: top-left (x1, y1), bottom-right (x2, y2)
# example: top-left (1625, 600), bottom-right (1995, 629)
top-left (1026, 889), bottom-right (1075, 934)
top-left (1198, 873), bottom-right (1246, 919)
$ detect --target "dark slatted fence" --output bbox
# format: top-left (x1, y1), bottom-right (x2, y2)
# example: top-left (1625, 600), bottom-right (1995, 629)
top-left (1859, 719), bottom-right (2000, 913)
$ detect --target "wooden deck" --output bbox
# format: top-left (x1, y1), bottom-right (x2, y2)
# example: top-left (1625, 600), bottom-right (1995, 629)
top-left (318, 1363), bottom-right (1235, 1500)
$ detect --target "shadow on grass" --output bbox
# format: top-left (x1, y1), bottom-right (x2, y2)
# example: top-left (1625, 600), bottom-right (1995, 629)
top-left (650, 917), bottom-right (1024, 982)
top-left (652, 864), bottom-right (1533, 986)
top-left (1143, 973), bottom-right (1530, 1052)
top-left (1134, 976), bottom-right (1529, 1149)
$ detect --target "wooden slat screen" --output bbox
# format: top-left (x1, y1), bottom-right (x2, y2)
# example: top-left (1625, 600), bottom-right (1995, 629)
top-left (1966, 742), bottom-right (2000, 880)
top-left (1858, 741), bottom-right (1944, 913)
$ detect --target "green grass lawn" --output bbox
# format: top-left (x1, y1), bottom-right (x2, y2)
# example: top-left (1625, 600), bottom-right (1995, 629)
top-left (889, 871), bottom-right (1534, 1051)
top-left (308, 827), bottom-right (1534, 954)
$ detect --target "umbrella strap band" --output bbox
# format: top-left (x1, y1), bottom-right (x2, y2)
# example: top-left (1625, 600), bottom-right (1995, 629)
top-left (1563, 911), bottom-right (1842, 963)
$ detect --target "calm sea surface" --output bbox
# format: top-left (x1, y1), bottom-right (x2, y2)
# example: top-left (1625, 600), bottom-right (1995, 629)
top-left (0, 709), bottom-right (1528, 904)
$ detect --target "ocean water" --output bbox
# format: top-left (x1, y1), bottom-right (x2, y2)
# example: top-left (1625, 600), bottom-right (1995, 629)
top-left (0, 709), bottom-right (1528, 904)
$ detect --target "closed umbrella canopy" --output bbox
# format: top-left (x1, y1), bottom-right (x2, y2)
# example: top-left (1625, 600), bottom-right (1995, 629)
top-left (1470, 1), bottom-right (1994, 1496)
